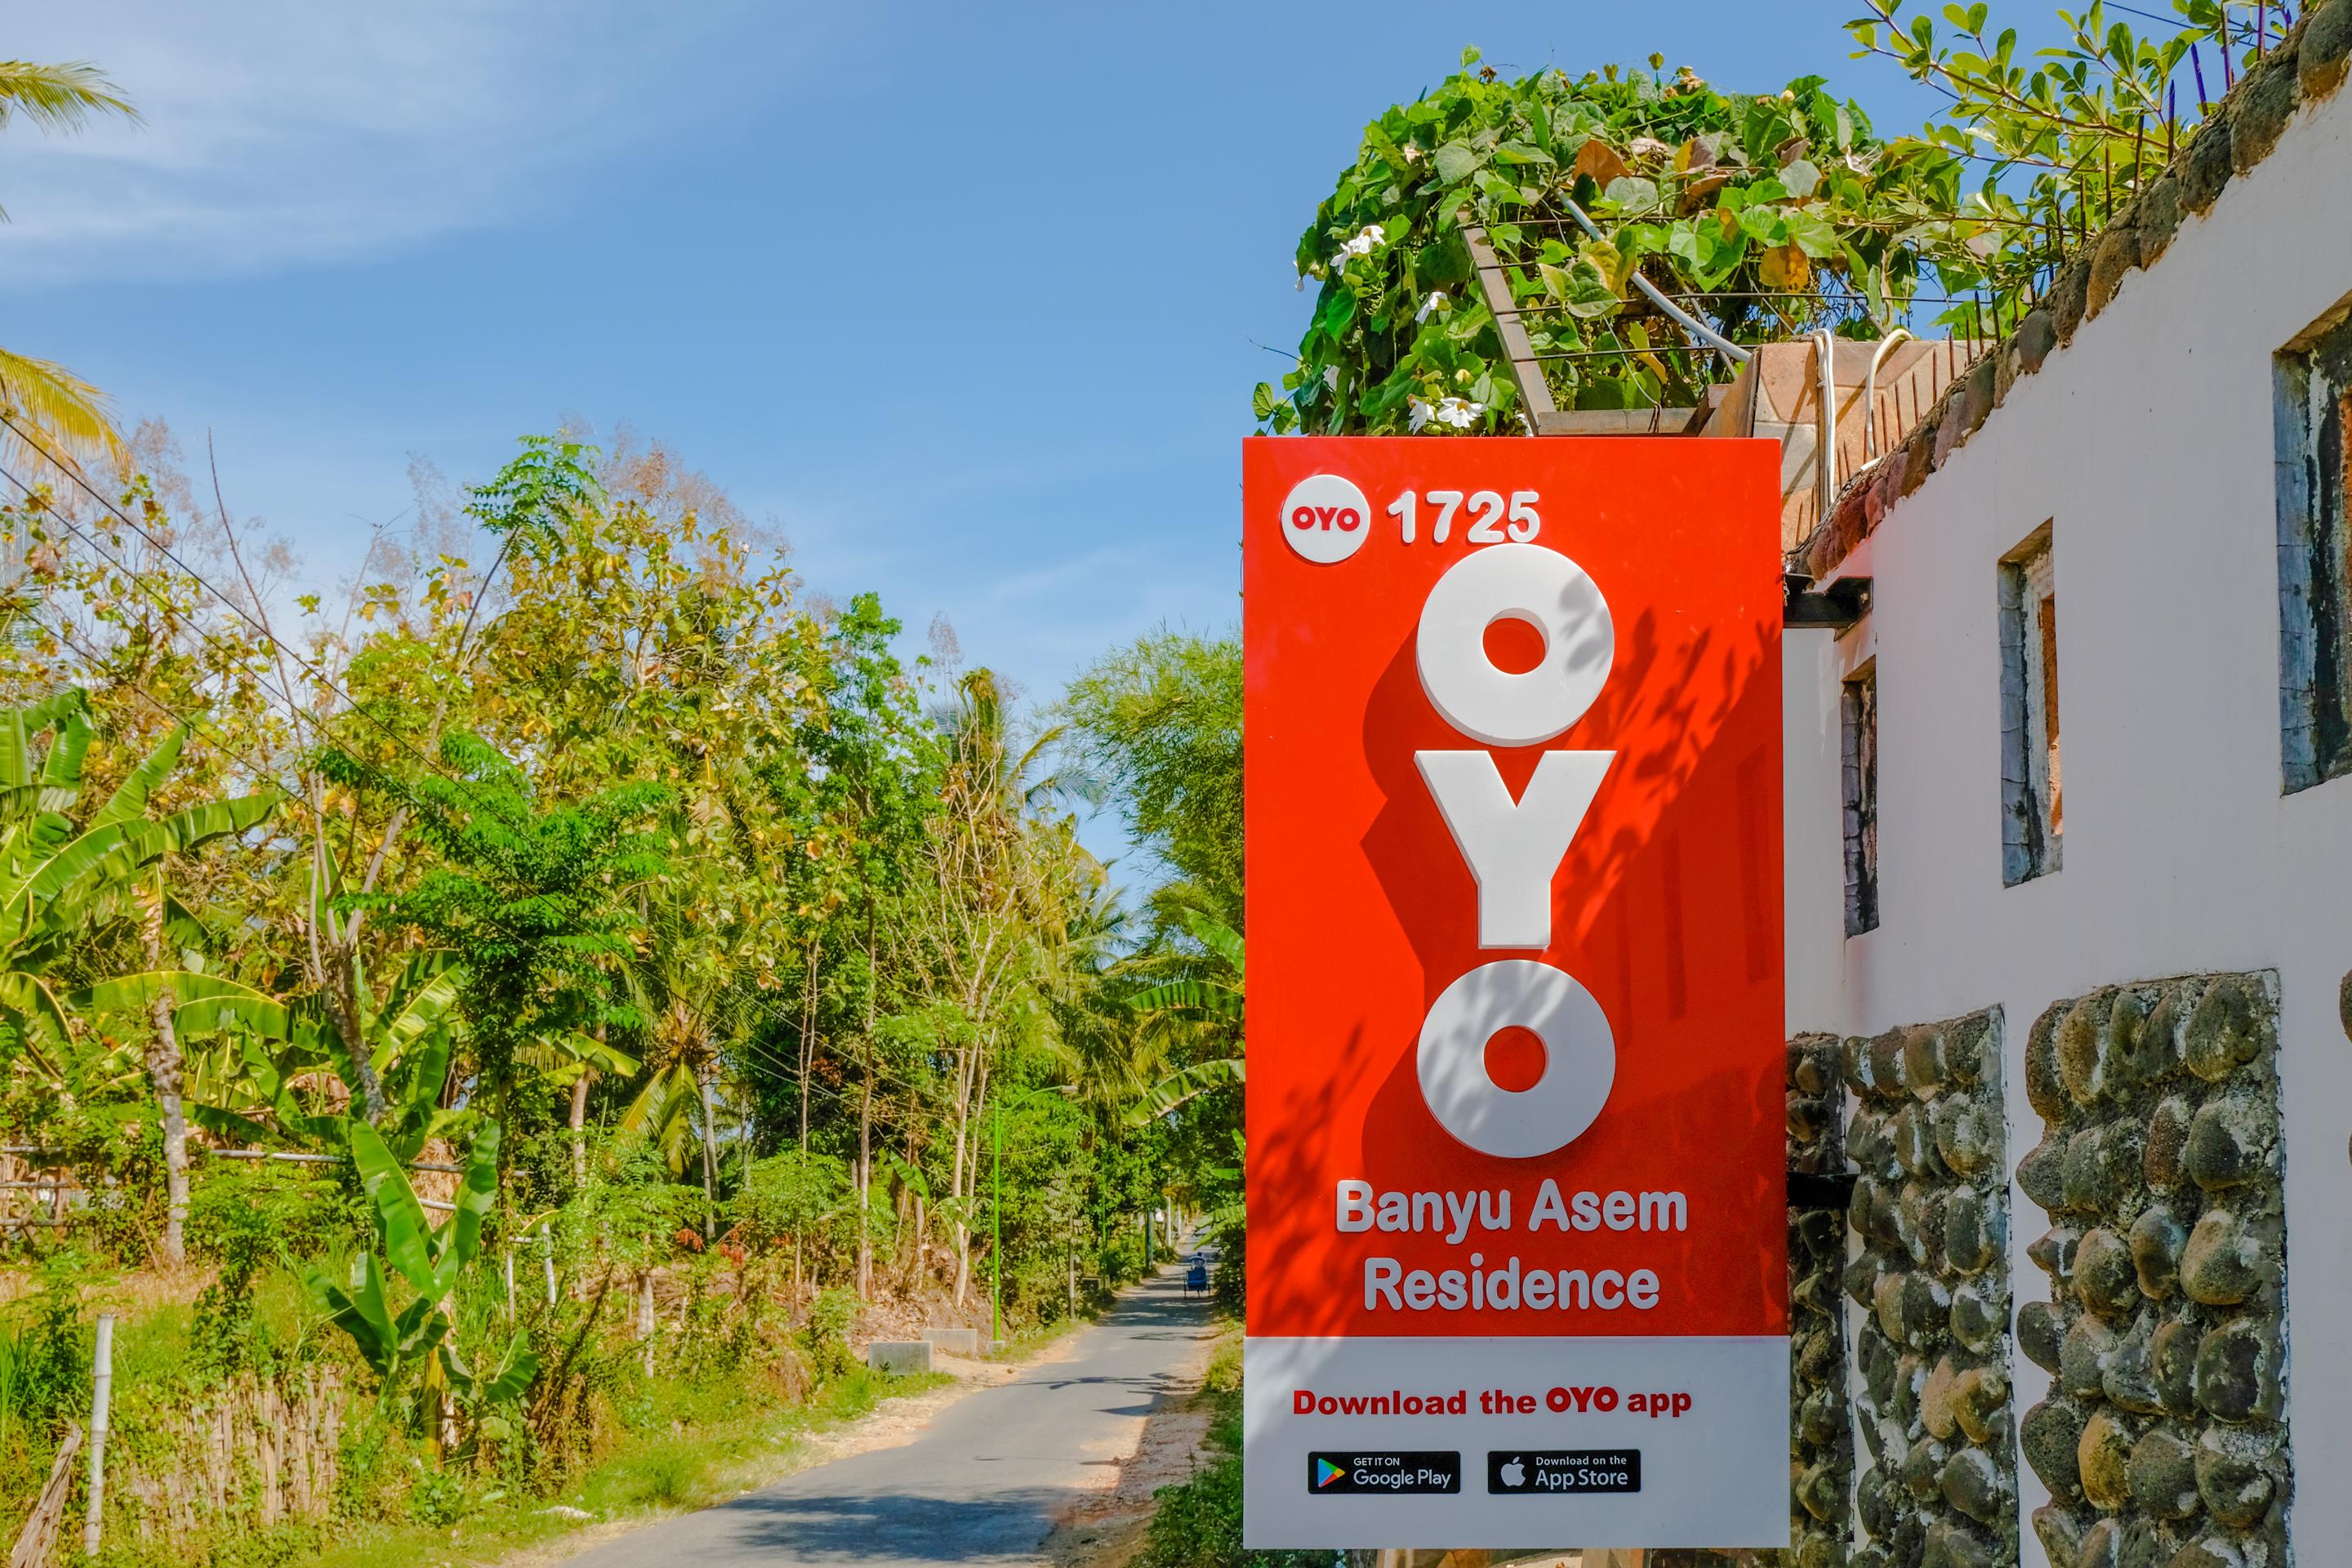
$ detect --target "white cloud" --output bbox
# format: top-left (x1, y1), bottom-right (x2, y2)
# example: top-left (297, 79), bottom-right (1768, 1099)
top-left (0, 0), bottom-right (784, 286)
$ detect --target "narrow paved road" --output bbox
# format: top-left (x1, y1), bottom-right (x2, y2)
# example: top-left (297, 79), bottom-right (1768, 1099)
top-left (566, 1263), bottom-right (1217, 1566)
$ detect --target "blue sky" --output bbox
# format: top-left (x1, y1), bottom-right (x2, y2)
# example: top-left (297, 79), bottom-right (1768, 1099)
top-left (8, 1), bottom-right (1937, 710)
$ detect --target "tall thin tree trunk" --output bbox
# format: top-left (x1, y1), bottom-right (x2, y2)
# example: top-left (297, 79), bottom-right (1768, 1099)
top-left (798, 938), bottom-right (819, 1154)
top-left (951, 1055), bottom-right (990, 1307)
top-left (856, 1069), bottom-right (874, 1298)
top-left (568, 1068), bottom-right (592, 1192)
top-left (141, 874), bottom-right (189, 1267)
top-left (857, 902), bottom-right (877, 1299)
top-left (949, 1053), bottom-right (971, 1307)
top-left (697, 1065), bottom-right (719, 1241)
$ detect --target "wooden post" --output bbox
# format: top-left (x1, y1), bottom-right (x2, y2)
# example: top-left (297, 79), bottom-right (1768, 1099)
top-left (82, 1314), bottom-right (114, 1557)
top-left (637, 1264), bottom-right (657, 1376)
top-left (1460, 220), bottom-right (1559, 421)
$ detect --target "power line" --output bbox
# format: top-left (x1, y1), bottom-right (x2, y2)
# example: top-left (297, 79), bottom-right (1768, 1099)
top-left (12, 601), bottom-right (311, 807)
top-left (0, 417), bottom-right (473, 795)
top-left (0, 433), bottom-right (1107, 1154)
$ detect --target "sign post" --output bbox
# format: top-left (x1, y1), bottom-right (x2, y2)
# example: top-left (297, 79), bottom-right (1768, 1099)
top-left (1241, 437), bottom-right (1787, 1551)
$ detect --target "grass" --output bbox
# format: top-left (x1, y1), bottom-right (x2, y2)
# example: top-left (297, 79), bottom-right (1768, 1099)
top-left (291, 1365), bottom-right (951, 1568)
top-left (1127, 1327), bottom-right (1334, 1568)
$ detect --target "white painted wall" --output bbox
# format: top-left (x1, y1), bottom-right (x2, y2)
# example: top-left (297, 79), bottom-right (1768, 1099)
top-left (1782, 78), bottom-right (2352, 1566)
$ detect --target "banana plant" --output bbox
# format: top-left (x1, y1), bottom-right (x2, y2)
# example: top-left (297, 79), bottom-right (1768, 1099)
top-left (310, 1119), bottom-right (537, 1457)
top-left (0, 694), bottom-right (277, 1263)
top-left (0, 693), bottom-right (275, 1071)
top-left (79, 949), bottom-right (470, 1160)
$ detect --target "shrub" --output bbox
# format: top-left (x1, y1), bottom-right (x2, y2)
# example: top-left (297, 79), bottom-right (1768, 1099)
top-left (796, 1286), bottom-right (858, 1383)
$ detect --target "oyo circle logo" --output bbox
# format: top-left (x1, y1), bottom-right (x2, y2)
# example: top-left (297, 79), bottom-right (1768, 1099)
top-left (1417, 961), bottom-right (1615, 1157)
top-left (1280, 473), bottom-right (1371, 564)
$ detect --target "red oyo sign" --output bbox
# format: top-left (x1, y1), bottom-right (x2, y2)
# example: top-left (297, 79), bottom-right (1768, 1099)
top-left (1241, 436), bottom-right (1788, 1549)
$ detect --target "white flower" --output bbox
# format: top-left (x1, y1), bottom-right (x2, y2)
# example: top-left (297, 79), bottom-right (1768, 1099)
top-left (1332, 224), bottom-right (1387, 270)
top-left (1408, 397), bottom-right (1434, 433)
top-left (1416, 289), bottom-right (1450, 323)
top-left (1401, 143), bottom-right (1423, 163)
top-left (1433, 396), bottom-right (1486, 430)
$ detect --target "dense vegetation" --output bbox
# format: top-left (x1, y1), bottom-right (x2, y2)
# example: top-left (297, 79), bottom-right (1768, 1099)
top-left (0, 425), bottom-right (1247, 1562)
top-left (1257, 2), bottom-right (2296, 432)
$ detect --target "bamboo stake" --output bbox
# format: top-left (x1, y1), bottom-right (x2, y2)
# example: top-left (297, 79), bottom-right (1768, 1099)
top-left (8, 1422), bottom-right (81, 1568)
top-left (82, 1315), bottom-right (115, 1557)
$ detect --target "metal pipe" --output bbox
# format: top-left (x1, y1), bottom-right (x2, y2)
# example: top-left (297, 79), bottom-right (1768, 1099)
top-left (1815, 328), bottom-right (1840, 528)
top-left (1862, 329), bottom-right (1916, 461)
top-left (1557, 194), bottom-right (1753, 363)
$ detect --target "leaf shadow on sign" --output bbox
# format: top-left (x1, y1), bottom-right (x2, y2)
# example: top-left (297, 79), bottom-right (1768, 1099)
top-left (1325, 599), bottom-right (1785, 1335)
top-left (1249, 1018), bottom-right (1380, 1334)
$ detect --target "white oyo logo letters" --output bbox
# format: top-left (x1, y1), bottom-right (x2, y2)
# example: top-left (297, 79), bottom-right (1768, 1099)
top-left (1412, 541), bottom-right (1617, 1157)
top-left (1280, 473), bottom-right (1372, 564)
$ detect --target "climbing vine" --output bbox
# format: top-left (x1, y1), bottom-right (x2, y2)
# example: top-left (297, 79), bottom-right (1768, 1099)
top-left (1256, 48), bottom-right (1921, 434)
top-left (1263, 7), bottom-right (2296, 435)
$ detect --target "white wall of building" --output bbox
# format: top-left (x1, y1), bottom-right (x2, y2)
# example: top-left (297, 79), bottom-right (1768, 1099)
top-left (1783, 76), bottom-right (2352, 1566)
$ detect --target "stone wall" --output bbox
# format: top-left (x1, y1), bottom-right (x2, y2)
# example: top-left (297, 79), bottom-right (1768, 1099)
top-left (1844, 1009), bottom-right (2016, 1568)
top-left (1790, 1031), bottom-right (1853, 1567)
top-left (2015, 973), bottom-right (2292, 1568)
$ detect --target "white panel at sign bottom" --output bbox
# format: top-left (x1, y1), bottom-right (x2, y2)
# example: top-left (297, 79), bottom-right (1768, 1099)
top-left (1242, 1335), bottom-right (1789, 1549)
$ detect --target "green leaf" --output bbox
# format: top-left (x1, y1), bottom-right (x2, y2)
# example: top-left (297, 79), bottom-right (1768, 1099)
top-left (1129, 978), bottom-right (1242, 1022)
top-left (37, 711), bottom-right (93, 811)
top-left (1780, 158), bottom-right (1823, 199)
top-left (1601, 176), bottom-right (1660, 214)
top-left (1127, 1059), bottom-right (1245, 1127)
top-left (1432, 140), bottom-right (1481, 185)
top-left (90, 726), bottom-right (185, 828)
top-left (350, 1121), bottom-right (438, 1298)
top-left (73, 971), bottom-right (290, 1038)
top-left (479, 1328), bottom-right (539, 1403)
top-left (380, 964), bottom-right (464, 1068)
top-left (431, 1120), bottom-right (501, 1299)
top-left (151, 793), bottom-right (278, 856)
top-left (1560, 259), bottom-right (1622, 318)
top-left (0, 971), bottom-right (69, 1053)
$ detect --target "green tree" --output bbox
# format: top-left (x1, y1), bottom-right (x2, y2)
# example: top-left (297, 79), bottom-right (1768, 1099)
top-left (1062, 630), bottom-right (1242, 920)
top-left (327, 732), bottom-right (668, 1209)
top-left (0, 60), bottom-right (137, 470)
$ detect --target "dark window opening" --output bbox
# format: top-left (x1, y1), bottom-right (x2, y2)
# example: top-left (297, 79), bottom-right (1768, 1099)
top-left (2278, 301), bottom-right (2352, 792)
top-left (2000, 525), bottom-right (2061, 884)
top-left (1842, 663), bottom-right (1878, 936)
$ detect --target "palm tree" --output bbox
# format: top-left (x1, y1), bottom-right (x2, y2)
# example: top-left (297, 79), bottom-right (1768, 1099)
top-left (618, 944), bottom-right (737, 1236)
top-left (1123, 905), bottom-right (1245, 1125)
top-left (0, 60), bottom-right (138, 472)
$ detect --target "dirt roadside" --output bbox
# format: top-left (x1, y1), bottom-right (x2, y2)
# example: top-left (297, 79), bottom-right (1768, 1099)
top-left (1037, 1323), bottom-right (1225, 1568)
